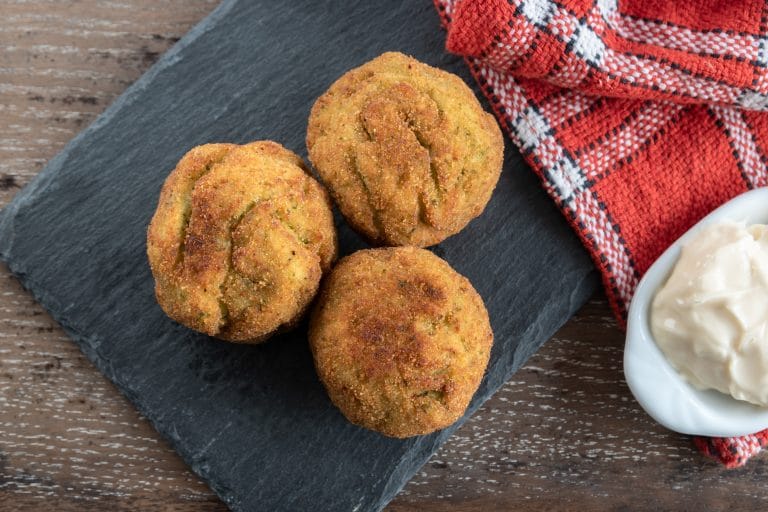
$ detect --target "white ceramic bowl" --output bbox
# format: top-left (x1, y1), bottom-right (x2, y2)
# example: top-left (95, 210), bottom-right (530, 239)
top-left (624, 187), bottom-right (768, 437)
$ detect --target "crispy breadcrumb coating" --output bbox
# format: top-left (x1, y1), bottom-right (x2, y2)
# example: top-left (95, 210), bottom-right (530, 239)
top-left (307, 52), bottom-right (503, 247)
top-left (309, 247), bottom-right (493, 437)
top-left (147, 141), bottom-right (337, 343)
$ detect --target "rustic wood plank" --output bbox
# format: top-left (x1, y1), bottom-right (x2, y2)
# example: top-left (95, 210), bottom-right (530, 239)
top-left (0, 1), bottom-right (764, 511)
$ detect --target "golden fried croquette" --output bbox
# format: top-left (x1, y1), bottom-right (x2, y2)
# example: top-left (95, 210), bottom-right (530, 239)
top-left (147, 141), bottom-right (337, 343)
top-left (309, 247), bottom-right (493, 437)
top-left (306, 51), bottom-right (503, 247)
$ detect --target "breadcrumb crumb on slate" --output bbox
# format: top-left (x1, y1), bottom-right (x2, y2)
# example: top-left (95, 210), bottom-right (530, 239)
top-left (147, 141), bottom-right (337, 343)
top-left (309, 247), bottom-right (493, 438)
top-left (306, 51), bottom-right (504, 247)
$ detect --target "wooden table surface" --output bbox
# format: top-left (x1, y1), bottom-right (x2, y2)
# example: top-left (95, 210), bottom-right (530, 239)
top-left (1, 1), bottom-right (766, 511)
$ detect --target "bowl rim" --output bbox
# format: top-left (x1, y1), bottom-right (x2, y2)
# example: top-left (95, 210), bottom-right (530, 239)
top-left (624, 187), bottom-right (768, 437)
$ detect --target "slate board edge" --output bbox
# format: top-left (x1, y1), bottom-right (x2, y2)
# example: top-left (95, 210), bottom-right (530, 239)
top-left (0, 0), bottom-right (238, 246)
top-left (0, 264), bottom-right (243, 508)
top-left (376, 267), bottom-right (597, 511)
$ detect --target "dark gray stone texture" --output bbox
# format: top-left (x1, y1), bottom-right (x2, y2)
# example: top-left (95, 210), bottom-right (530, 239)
top-left (0, 1), bottom-right (598, 510)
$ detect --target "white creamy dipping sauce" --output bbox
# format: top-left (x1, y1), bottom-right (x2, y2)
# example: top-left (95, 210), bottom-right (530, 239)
top-left (651, 221), bottom-right (768, 406)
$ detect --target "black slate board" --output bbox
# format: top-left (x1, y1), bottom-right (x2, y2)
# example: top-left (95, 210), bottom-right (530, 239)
top-left (0, 1), bottom-right (598, 510)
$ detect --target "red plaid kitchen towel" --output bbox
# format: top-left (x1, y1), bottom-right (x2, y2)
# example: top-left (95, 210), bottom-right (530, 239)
top-left (433, 0), bottom-right (768, 467)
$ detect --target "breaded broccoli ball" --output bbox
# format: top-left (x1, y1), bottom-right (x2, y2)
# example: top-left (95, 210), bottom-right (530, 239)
top-left (309, 247), bottom-right (493, 437)
top-left (307, 52), bottom-right (503, 247)
top-left (147, 141), bottom-right (337, 343)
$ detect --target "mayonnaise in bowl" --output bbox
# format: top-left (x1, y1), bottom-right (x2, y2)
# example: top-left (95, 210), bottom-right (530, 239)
top-left (624, 188), bottom-right (768, 437)
top-left (651, 221), bottom-right (768, 406)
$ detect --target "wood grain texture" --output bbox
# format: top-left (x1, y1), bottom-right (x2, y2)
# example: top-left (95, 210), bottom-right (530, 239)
top-left (0, 1), bottom-right (764, 511)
